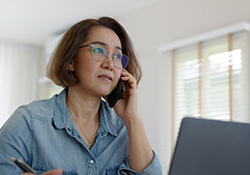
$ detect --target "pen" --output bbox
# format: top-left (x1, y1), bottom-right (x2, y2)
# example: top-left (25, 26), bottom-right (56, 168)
top-left (11, 157), bottom-right (36, 174)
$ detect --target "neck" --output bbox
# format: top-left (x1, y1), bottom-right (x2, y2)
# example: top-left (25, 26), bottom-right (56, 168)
top-left (66, 86), bottom-right (101, 123)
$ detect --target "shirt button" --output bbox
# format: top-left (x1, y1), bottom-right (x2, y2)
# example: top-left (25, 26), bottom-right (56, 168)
top-left (89, 160), bottom-right (94, 164)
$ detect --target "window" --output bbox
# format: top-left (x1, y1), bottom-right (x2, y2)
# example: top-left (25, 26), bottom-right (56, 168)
top-left (158, 23), bottom-right (250, 171)
top-left (172, 31), bottom-right (250, 142)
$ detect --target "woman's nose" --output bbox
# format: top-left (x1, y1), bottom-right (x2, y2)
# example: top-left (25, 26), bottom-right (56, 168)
top-left (101, 54), bottom-right (114, 70)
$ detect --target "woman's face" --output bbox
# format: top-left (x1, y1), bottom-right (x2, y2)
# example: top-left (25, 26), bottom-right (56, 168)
top-left (72, 26), bottom-right (123, 97)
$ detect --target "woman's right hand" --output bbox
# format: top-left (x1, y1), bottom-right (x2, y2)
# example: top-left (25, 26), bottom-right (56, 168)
top-left (22, 169), bottom-right (62, 175)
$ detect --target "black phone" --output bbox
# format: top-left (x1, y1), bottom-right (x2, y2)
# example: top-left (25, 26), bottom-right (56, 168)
top-left (11, 157), bottom-right (36, 173)
top-left (107, 79), bottom-right (126, 108)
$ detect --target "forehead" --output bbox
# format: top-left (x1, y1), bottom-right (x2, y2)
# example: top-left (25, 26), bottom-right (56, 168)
top-left (85, 26), bottom-right (122, 49)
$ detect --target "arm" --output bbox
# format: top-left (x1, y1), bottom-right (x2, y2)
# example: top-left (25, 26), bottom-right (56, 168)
top-left (124, 115), bottom-right (153, 172)
top-left (114, 69), bottom-right (153, 172)
top-left (0, 107), bottom-right (33, 174)
top-left (0, 107), bottom-right (63, 175)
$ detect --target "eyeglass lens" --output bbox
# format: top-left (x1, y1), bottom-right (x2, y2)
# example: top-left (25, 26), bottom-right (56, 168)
top-left (91, 44), bottom-right (129, 68)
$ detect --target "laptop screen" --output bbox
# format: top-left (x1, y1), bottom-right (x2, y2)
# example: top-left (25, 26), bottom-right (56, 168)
top-left (168, 117), bottom-right (250, 175)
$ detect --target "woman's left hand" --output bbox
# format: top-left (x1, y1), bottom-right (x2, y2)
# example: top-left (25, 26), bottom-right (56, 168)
top-left (113, 70), bottom-right (154, 172)
top-left (113, 69), bottom-right (139, 122)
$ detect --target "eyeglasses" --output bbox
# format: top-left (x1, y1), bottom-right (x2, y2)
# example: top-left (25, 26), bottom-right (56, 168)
top-left (78, 44), bottom-right (130, 69)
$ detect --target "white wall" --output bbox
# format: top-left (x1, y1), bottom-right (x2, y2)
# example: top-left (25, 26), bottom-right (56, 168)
top-left (117, 0), bottom-right (250, 173)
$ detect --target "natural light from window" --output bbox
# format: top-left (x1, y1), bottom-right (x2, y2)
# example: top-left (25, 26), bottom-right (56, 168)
top-left (181, 49), bottom-right (242, 121)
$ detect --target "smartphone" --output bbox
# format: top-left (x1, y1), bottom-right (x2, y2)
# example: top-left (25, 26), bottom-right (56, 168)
top-left (107, 79), bottom-right (126, 108)
top-left (11, 157), bottom-right (36, 174)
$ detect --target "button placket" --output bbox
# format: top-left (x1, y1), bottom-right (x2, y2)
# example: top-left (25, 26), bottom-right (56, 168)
top-left (87, 157), bottom-right (97, 174)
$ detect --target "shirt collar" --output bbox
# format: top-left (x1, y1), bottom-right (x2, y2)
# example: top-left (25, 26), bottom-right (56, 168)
top-left (52, 88), bottom-right (120, 137)
top-left (52, 88), bottom-right (72, 130)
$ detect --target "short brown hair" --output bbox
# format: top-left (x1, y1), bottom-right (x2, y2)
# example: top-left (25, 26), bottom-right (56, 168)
top-left (47, 16), bottom-right (142, 87)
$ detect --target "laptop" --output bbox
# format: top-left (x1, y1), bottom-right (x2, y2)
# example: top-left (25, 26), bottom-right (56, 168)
top-left (168, 117), bottom-right (250, 175)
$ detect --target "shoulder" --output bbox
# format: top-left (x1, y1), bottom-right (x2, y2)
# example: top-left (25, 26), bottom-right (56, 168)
top-left (19, 88), bottom-right (67, 122)
top-left (0, 95), bottom-right (57, 132)
top-left (25, 96), bottom-right (57, 121)
top-left (2, 88), bottom-right (67, 130)
top-left (10, 95), bottom-right (57, 124)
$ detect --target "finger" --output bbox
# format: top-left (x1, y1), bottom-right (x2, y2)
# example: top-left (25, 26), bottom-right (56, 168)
top-left (121, 75), bottom-right (136, 88)
top-left (44, 169), bottom-right (63, 175)
top-left (121, 69), bottom-right (131, 77)
top-left (121, 71), bottom-right (136, 83)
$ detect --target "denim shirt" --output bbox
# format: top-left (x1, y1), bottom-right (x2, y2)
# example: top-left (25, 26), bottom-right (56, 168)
top-left (0, 88), bottom-right (162, 175)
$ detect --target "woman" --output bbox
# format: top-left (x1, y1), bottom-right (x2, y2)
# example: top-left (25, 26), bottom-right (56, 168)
top-left (0, 17), bottom-right (162, 175)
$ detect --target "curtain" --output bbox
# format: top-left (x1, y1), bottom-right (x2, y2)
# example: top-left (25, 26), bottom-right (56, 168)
top-left (0, 41), bottom-right (42, 127)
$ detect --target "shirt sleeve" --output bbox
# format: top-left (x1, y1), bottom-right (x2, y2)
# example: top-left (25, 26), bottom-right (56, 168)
top-left (0, 106), bottom-right (33, 174)
top-left (117, 151), bottom-right (162, 175)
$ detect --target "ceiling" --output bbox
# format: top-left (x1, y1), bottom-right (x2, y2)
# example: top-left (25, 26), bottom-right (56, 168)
top-left (0, 0), bottom-right (162, 46)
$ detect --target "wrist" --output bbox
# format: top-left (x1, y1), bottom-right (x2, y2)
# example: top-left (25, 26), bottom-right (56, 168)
top-left (123, 116), bottom-right (143, 129)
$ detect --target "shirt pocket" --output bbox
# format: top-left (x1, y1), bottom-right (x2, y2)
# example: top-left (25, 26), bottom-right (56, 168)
top-left (35, 169), bottom-right (78, 175)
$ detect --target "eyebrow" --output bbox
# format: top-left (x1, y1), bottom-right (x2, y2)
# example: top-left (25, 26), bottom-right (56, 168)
top-left (91, 41), bottom-right (122, 51)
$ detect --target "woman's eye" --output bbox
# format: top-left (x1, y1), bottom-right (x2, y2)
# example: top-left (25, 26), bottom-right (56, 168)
top-left (93, 48), bottom-right (104, 55)
top-left (113, 53), bottom-right (122, 60)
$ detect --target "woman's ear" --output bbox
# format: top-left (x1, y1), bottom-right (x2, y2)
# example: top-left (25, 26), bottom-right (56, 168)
top-left (68, 61), bottom-right (75, 71)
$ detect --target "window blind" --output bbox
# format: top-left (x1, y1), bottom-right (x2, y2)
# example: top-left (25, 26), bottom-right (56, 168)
top-left (172, 31), bottom-right (250, 151)
top-left (158, 22), bottom-right (250, 174)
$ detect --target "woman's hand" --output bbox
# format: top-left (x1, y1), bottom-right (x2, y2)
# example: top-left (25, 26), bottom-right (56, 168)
top-left (22, 169), bottom-right (62, 175)
top-left (113, 69), bottom-right (154, 172)
top-left (113, 69), bottom-right (139, 122)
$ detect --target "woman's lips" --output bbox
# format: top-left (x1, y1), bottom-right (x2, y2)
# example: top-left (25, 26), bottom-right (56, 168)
top-left (98, 74), bottom-right (113, 81)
